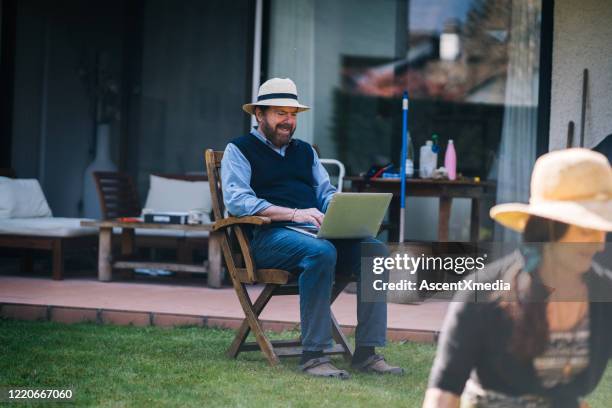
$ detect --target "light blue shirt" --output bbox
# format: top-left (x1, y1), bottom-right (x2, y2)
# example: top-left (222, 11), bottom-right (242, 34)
top-left (221, 128), bottom-right (336, 216)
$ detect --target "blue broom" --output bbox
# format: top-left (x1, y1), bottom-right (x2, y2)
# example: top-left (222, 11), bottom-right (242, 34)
top-left (399, 91), bottom-right (409, 243)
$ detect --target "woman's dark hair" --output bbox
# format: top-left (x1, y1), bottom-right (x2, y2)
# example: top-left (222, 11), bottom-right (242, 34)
top-left (523, 215), bottom-right (569, 243)
top-left (499, 215), bottom-right (569, 361)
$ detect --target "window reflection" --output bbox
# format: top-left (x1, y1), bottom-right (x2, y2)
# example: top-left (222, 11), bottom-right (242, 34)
top-left (268, 0), bottom-right (542, 240)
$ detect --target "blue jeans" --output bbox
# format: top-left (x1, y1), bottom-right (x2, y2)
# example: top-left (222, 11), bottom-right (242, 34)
top-left (250, 226), bottom-right (388, 351)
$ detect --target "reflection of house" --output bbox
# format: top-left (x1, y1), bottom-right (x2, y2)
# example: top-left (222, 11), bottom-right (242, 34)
top-left (347, 0), bottom-right (514, 103)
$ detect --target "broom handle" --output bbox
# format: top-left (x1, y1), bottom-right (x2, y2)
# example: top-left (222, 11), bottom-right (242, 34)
top-left (399, 92), bottom-right (408, 243)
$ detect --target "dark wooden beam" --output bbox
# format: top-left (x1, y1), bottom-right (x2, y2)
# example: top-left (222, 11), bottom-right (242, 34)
top-left (0, 0), bottom-right (17, 168)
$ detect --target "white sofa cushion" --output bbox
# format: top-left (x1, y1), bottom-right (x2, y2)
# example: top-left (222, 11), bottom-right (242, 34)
top-left (0, 177), bottom-right (12, 219)
top-left (0, 217), bottom-right (97, 237)
top-left (143, 175), bottom-right (212, 223)
top-left (0, 177), bottom-right (53, 219)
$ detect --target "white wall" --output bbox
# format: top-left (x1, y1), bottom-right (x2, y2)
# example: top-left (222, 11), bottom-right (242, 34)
top-left (549, 0), bottom-right (612, 150)
top-left (267, 0), bottom-right (315, 144)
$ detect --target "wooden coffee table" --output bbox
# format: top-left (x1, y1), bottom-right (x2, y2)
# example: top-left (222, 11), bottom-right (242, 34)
top-left (81, 220), bottom-right (223, 287)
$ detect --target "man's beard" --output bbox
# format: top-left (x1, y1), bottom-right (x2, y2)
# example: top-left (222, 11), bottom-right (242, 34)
top-left (259, 119), bottom-right (295, 147)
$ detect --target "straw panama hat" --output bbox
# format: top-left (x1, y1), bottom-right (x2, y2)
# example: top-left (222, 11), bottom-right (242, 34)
top-left (243, 78), bottom-right (310, 115)
top-left (490, 148), bottom-right (612, 232)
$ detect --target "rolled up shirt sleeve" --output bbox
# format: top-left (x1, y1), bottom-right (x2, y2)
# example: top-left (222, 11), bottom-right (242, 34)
top-left (311, 147), bottom-right (337, 213)
top-left (221, 143), bottom-right (273, 217)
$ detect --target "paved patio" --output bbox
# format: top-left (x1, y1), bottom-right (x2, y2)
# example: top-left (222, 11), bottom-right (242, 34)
top-left (0, 274), bottom-right (448, 343)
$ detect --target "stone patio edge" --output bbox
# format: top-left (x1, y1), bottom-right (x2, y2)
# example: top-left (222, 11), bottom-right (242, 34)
top-left (0, 302), bottom-right (438, 344)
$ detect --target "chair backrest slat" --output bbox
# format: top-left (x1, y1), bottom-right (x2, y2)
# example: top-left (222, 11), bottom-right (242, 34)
top-left (93, 171), bottom-right (141, 219)
top-left (205, 150), bottom-right (226, 222)
top-left (205, 149), bottom-right (248, 276)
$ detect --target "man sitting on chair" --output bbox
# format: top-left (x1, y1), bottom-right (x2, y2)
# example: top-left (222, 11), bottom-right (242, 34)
top-left (221, 78), bottom-right (403, 379)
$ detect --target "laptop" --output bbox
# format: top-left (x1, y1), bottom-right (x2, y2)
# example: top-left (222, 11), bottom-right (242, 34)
top-left (286, 192), bottom-right (392, 239)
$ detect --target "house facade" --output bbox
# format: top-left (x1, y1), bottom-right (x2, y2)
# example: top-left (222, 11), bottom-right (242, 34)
top-left (1, 0), bottom-right (610, 240)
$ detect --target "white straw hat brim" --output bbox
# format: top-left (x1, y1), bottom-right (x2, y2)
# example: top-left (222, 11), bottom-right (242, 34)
top-left (490, 200), bottom-right (612, 232)
top-left (243, 99), bottom-right (310, 115)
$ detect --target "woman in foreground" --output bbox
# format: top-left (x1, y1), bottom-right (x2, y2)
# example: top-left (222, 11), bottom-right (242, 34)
top-left (423, 148), bottom-right (612, 408)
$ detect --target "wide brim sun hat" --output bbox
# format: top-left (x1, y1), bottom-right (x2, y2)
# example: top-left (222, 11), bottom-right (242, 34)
top-left (490, 148), bottom-right (612, 232)
top-left (243, 77), bottom-right (310, 115)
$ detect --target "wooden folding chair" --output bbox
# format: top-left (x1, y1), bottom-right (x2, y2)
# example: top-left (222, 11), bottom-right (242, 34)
top-left (205, 149), bottom-right (354, 366)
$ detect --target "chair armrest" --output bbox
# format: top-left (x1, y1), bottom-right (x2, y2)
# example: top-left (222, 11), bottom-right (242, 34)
top-left (212, 216), bottom-right (271, 231)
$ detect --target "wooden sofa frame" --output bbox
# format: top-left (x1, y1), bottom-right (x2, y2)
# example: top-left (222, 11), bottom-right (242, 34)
top-left (0, 169), bottom-right (97, 280)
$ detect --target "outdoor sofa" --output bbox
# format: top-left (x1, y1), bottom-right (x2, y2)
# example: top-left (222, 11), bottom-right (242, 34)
top-left (0, 173), bottom-right (98, 280)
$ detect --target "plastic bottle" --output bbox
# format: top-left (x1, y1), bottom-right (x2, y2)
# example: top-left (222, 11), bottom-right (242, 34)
top-left (405, 137), bottom-right (415, 177)
top-left (445, 139), bottom-right (457, 180)
top-left (431, 134), bottom-right (440, 154)
top-left (419, 141), bottom-right (437, 178)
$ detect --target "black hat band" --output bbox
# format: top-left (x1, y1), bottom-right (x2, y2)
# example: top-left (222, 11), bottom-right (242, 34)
top-left (257, 93), bottom-right (298, 102)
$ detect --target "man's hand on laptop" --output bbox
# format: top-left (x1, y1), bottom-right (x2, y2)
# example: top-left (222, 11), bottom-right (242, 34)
top-left (258, 205), bottom-right (324, 228)
top-left (293, 208), bottom-right (324, 228)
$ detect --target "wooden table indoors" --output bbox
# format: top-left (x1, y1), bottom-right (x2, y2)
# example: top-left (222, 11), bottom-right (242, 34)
top-left (347, 176), bottom-right (495, 242)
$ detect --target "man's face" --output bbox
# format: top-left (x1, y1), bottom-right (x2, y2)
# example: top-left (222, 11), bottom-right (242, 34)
top-left (256, 106), bottom-right (298, 147)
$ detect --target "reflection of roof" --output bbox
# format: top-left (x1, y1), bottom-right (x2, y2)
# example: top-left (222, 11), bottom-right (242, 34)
top-left (346, 58), bottom-right (509, 105)
top-left (342, 0), bottom-right (529, 104)
top-left (407, 42), bottom-right (434, 65)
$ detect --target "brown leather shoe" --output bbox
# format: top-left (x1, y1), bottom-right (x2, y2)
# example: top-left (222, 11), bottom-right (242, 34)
top-left (299, 356), bottom-right (351, 380)
top-left (351, 354), bottom-right (404, 375)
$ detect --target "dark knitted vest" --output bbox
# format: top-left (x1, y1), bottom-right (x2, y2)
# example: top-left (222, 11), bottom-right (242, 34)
top-left (230, 133), bottom-right (318, 209)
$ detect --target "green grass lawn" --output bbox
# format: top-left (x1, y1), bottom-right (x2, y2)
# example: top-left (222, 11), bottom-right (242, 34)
top-left (1, 318), bottom-right (611, 407)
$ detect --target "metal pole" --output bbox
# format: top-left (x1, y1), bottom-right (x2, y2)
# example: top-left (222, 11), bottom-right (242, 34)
top-left (399, 91), bottom-right (408, 243)
top-left (579, 69), bottom-right (588, 148)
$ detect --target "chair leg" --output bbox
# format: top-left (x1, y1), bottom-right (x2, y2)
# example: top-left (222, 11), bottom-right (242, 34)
top-left (331, 281), bottom-right (353, 361)
top-left (227, 283), bottom-right (277, 359)
top-left (227, 278), bottom-right (354, 364)
top-left (331, 313), bottom-right (353, 361)
top-left (52, 240), bottom-right (64, 280)
top-left (230, 280), bottom-right (280, 366)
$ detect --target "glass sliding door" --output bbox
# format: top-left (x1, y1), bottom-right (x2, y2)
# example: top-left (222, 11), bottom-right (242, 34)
top-left (129, 0), bottom-right (253, 194)
top-left (266, 0), bottom-right (543, 241)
